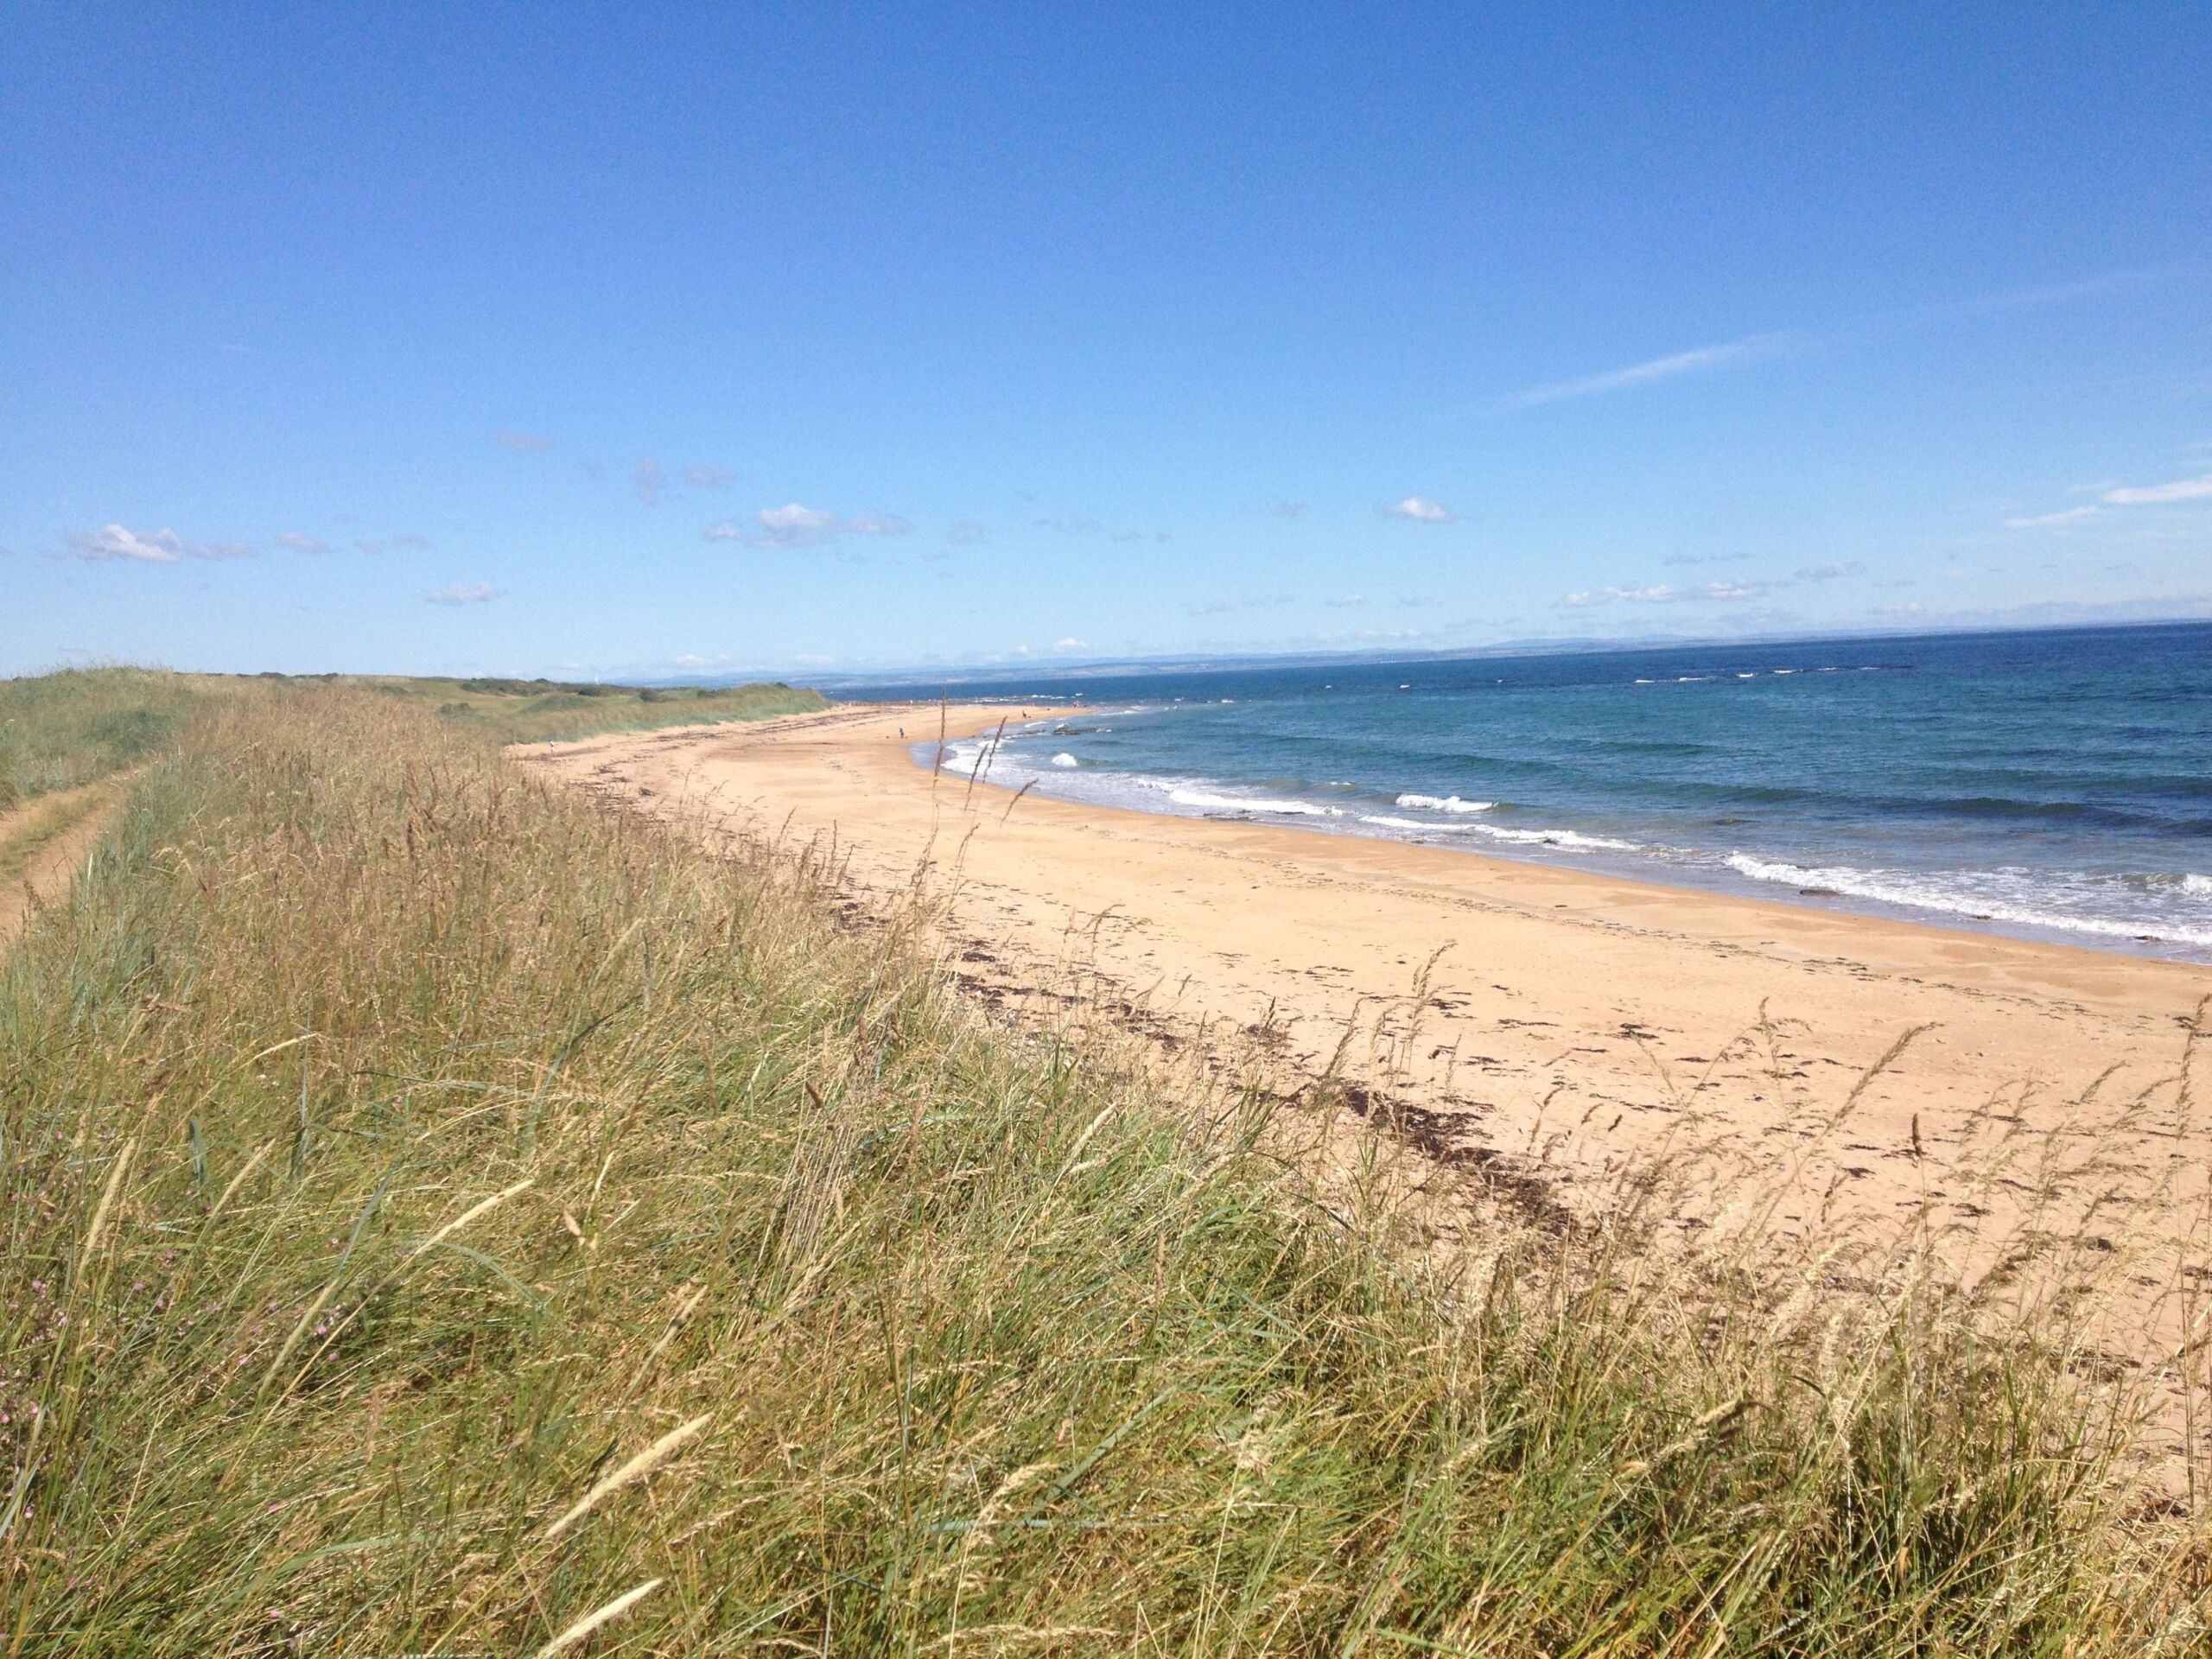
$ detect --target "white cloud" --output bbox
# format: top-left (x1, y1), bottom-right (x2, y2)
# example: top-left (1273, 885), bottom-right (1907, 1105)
top-left (1557, 581), bottom-right (1763, 607)
top-left (496, 429), bottom-right (553, 452)
top-left (1793, 561), bottom-right (1862, 582)
top-left (276, 532), bottom-right (330, 554)
top-left (702, 503), bottom-right (913, 549)
top-left (355, 539), bottom-right (382, 555)
top-left (1325, 594), bottom-right (1367, 607)
top-left (2101, 471), bottom-right (2212, 505)
top-left (66, 524), bottom-right (255, 563)
top-left (1497, 334), bottom-right (1784, 411)
top-left (1052, 637), bottom-right (1087, 652)
top-left (2004, 467), bottom-right (2212, 530)
top-left (682, 464), bottom-right (735, 487)
top-left (1382, 496), bottom-right (1454, 524)
top-left (2005, 505), bottom-right (2101, 529)
top-left (424, 582), bottom-right (499, 605)
top-left (633, 459), bottom-right (665, 505)
top-left (1495, 271), bottom-right (2144, 417)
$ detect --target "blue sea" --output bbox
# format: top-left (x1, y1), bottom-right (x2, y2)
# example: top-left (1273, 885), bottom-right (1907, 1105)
top-left (834, 622), bottom-right (2212, 962)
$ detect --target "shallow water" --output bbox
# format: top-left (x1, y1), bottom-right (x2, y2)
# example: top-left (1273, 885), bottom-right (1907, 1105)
top-left (839, 622), bottom-right (2212, 962)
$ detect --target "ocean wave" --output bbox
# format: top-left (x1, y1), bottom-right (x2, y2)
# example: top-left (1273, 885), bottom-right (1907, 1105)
top-left (1359, 814), bottom-right (1434, 830)
top-left (2186, 873), bottom-right (2212, 896)
top-left (1725, 854), bottom-right (2212, 947)
top-left (1464, 823), bottom-right (1640, 852)
top-left (1051, 752), bottom-right (1079, 768)
top-left (1395, 793), bottom-right (1496, 813)
top-left (1165, 786), bottom-right (1342, 817)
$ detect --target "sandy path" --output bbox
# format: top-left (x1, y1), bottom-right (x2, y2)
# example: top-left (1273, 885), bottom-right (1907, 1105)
top-left (524, 707), bottom-right (2210, 1255)
top-left (0, 779), bottom-right (128, 948)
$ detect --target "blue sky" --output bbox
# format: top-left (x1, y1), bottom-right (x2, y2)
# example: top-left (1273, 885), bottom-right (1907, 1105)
top-left (3, 3), bottom-right (2207, 678)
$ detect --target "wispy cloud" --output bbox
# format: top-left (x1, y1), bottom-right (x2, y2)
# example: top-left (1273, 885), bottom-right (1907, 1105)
top-left (1497, 334), bottom-right (1789, 411)
top-left (2005, 468), bottom-right (2212, 528)
top-left (355, 539), bottom-right (383, 555)
top-left (633, 459), bottom-right (665, 505)
top-left (496, 429), bottom-right (553, 452)
top-left (1662, 550), bottom-right (1755, 568)
top-left (2003, 505), bottom-right (2101, 529)
top-left (1052, 637), bottom-right (1088, 652)
top-left (944, 519), bottom-right (988, 547)
top-left (65, 524), bottom-right (255, 563)
top-left (2101, 471), bottom-right (2212, 506)
top-left (1555, 559), bottom-right (1863, 607)
top-left (1255, 497), bottom-right (1307, 519)
top-left (682, 464), bottom-right (735, 488)
top-left (1186, 594), bottom-right (1294, 617)
top-left (1325, 594), bottom-right (1367, 607)
top-left (1496, 270), bottom-right (2152, 416)
top-left (391, 531), bottom-right (432, 550)
top-left (276, 532), bottom-right (330, 554)
top-left (1382, 495), bottom-right (1454, 523)
top-left (1557, 581), bottom-right (1764, 608)
top-left (1110, 527), bottom-right (1171, 543)
top-left (424, 581), bottom-right (499, 605)
top-left (702, 503), bottom-right (913, 549)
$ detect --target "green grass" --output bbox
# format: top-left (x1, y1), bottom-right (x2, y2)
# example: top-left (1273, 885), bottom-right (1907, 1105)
top-left (339, 672), bottom-right (829, 743)
top-left (0, 679), bottom-right (2203, 1653)
top-left (0, 667), bottom-right (214, 812)
top-left (1, 669), bottom-right (827, 816)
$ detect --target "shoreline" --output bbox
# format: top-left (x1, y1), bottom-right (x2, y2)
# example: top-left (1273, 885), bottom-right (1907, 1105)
top-left (931, 696), bottom-right (2212, 968)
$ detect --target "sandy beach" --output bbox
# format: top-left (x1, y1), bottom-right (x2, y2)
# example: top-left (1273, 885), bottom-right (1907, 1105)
top-left (528, 702), bottom-right (2211, 1266)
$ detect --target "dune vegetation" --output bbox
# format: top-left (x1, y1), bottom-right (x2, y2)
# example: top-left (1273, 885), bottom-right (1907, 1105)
top-left (0, 671), bottom-right (2205, 1654)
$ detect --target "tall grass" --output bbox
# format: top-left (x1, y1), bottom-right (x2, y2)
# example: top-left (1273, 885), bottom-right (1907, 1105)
top-left (0, 667), bottom-right (212, 811)
top-left (353, 674), bottom-right (830, 744)
top-left (0, 684), bottom-right (2202, 1652)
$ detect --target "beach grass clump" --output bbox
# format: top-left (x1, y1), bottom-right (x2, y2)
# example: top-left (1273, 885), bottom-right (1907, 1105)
top-left (0, 683), bottom-right (2202, 1652)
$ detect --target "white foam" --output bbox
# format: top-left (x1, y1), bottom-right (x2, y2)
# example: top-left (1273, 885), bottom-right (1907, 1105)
top-left (1050, 752), bottom-right (1078, 768)
top-left (1396, 793), bottom-right (1496, 813)
top-left (1166, 786), bottom-right (1341, 817)
top-left (1464, 823), bottom-right (1640, 852)
top-left (2185, 874), bottom-right (2212, 897)
top-left (1726, 854), bottom-right (2212, 948)
top-left (1360, 814), bottom-right (1434, 830)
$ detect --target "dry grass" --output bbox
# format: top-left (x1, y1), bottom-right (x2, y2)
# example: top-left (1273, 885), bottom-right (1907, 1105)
top-left (0, 677), bottom-right (2206, 1653)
